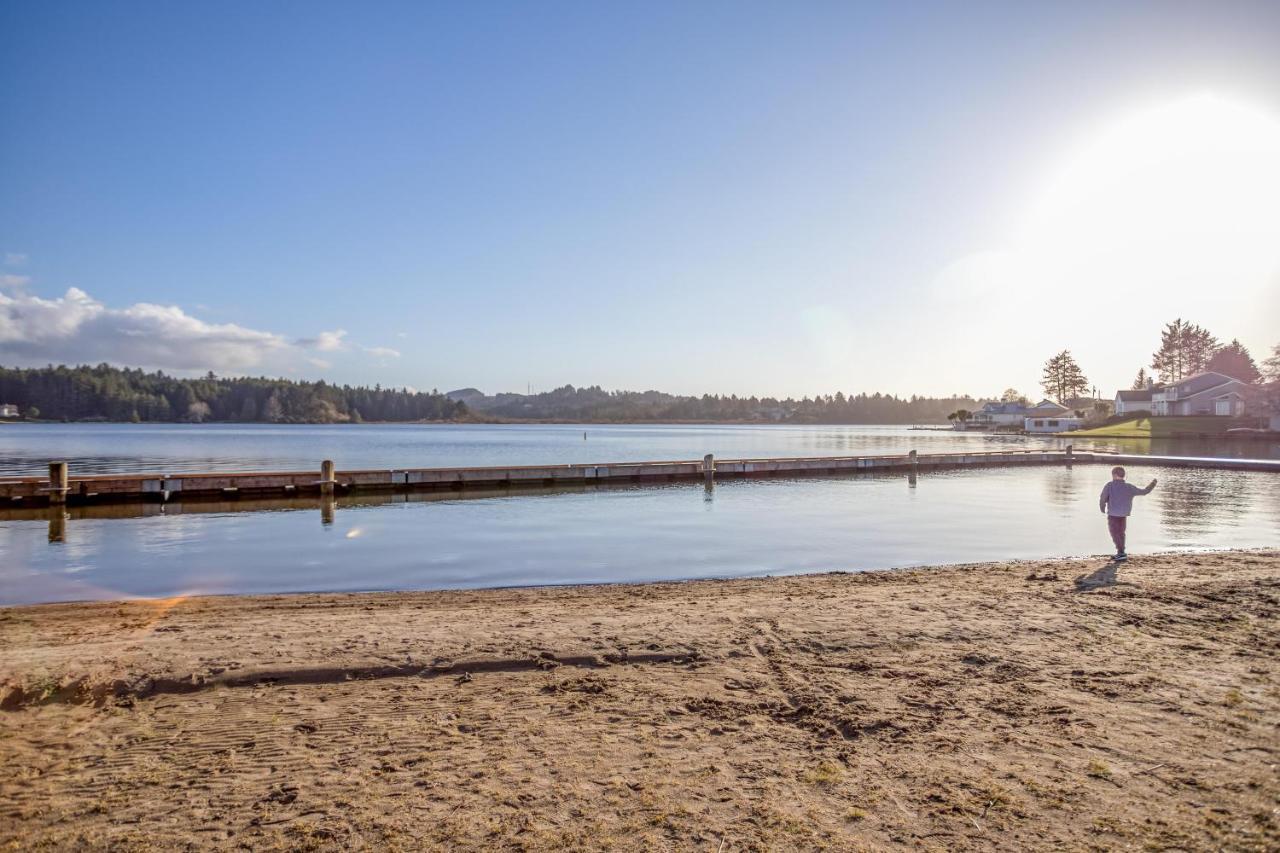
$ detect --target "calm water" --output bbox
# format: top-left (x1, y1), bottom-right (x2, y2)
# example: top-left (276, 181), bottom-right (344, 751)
top-left (3, 462), bottom-right (1277, 605)
top-left (1, 422), bottom-right (1277, 476)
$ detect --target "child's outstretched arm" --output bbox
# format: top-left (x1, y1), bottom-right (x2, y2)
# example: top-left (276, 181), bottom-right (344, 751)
top-left (1138, 478), bottom-right (1157, 495)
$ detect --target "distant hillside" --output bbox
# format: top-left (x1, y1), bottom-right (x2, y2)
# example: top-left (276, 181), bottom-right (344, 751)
top-left (442, 384), bottom-right (978, 424)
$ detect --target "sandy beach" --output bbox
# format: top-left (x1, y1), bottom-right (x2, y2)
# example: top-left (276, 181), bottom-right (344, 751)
top-left (2, 550), bottom-right (1277, 851)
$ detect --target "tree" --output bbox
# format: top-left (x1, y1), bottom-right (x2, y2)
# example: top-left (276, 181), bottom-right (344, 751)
top-left (1041, 350), bottom-right (1089, 402)
top-left (25, 406), bottom-right (39, 419)
top-left (1151, 319), bottom-right (1218, 383)
top-left (1131, 368), bottom-right (1149, 390)
top-left (999, 388), bottom-right (1026, 404)
top-left (1205, 339), bottom-right (1261, 383)
top-left (1265, 343), bottom-right (1280, 382)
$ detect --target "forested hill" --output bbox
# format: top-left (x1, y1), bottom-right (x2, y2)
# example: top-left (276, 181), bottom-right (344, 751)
top-left (448, 385), bottom-right (979, 424)
top-left (0, 365), bottom-right (978, 424)
top-left (0, 364), bottom-right (466, 423)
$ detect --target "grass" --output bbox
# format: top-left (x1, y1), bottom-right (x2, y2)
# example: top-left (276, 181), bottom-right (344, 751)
top-left (1064, 416), bottom-right (1259, 438)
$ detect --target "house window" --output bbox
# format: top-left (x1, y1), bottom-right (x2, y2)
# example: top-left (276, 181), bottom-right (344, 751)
top-left (1034, 420), bottom-right (1044, 427)
top-left (1048, 420), bottom-right (1058, 427)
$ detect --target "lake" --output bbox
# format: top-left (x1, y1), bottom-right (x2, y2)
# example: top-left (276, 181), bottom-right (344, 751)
top-left (1, 422), bottom-right (1278, 477)
top-left (3, 452), bottom-right (1277, 606)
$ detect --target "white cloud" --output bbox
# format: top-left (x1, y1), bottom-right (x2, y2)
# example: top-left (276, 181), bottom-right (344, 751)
top-left (0, 274), bottom-right (30, 292)
top-left (307, 357), bottom-right (332, 369)
top-left (4, 253), bottom-right (27, 266)
top-left (296, 328), bottom-right (348, 352)
top-left (0, 287), bottom-right (288, 371)
top-left (363, 346), bottom-right (401, 359)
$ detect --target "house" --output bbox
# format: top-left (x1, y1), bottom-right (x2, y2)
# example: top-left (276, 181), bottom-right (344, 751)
top-left (1114, 388), bottom-right (1154, 416)
top-left (1150, 371), bottom-right (1252, 416)
top-left (1024, 414), bottom-right (1083, 433)
top-left (0, 404), bottom-right (18, 419)
top-left (970, 400), bottom-right (1032, 427)
top-left (1025, 398), bottom-right (1072, 418)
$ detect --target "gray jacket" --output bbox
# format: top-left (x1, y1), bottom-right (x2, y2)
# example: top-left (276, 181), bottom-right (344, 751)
top-left (1099, 480), bottom-right (1154, 517)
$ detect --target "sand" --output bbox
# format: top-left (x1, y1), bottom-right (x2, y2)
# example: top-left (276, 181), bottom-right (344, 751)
top-left (1, 550), bottom-right (1277, 851)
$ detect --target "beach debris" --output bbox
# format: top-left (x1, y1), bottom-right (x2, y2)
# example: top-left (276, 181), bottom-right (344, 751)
top-left (261, 783), bottom-right (299, 805)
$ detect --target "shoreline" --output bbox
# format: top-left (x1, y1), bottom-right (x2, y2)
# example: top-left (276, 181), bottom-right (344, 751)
top-left (2, 549), bottom-right (1277, 849)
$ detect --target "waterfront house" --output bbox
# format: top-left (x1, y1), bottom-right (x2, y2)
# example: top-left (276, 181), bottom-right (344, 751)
top-left (1149, 371), bottom-right (1251, 416)
top-left (1024, 414), bottom-right (1083, 433)
top-left (1114, 388), bottom-right (1155, 416)
top-left (0, 403), bottom-right (18, 418)
top-left (970, 400), bottom-right (1032, 427)
top-left (1025, 398), bottom-right (1073, 418)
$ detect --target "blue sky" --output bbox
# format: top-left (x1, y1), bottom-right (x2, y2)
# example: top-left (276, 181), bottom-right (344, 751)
top-left (2, 1), bottom-right (1279, 398)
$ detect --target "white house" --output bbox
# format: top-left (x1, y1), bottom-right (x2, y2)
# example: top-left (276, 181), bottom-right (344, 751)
top-left (1114, 388), bottom-right (1155, 416)
top-left (0, 404), bottom-right (18, 419)
top-left (1024, 414), bottom-right (1083, 433)
top-left (1150, 371), bottom-right (1251, 416)
top-left (970, 400), bottom-right (1032, 427)
top-left (1026, 398), bottom-right (1073, 417)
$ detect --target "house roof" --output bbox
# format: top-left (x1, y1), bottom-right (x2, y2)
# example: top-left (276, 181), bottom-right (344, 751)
top-left (1116, 389), bottom-right (1153, 402)
top-left (978, 401), bottom-right (1029, 415)
top-left (1159, 371), bottom-right (1245, 398)
top-left (1027, 399), bottom-right (1070, 413)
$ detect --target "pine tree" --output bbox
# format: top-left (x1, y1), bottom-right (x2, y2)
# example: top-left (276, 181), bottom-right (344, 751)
top-left (1204, 339), bottom-right (1261, 382)
top-left (1152, 319), bottom-right (1219, 383)
top-left (1131, 368), bottom-right (1148, 390)
top-left (1041, 350), bottom-right (1089, 402)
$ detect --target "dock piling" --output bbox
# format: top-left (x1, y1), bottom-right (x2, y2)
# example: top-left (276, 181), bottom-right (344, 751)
top-left (703, 453), bottom-right (715, 483)
top-left (320, 459), bottom-right (336, 495)
top-left (48, 461), bottom-right (69, 505)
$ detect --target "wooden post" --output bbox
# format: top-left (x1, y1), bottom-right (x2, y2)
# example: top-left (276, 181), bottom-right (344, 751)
top-left (321, 494), bottom-right (336, 526)
top-left (320, 459), bottom-right (335, 495)
top-left (908, 449), bottom-right (918, 469)
top-left (48, 461), bottom-right (68, 505)
top-left (1065, 444), bottom-right (1073, 465)
top-left (702, 453), bottom-right (715, 483)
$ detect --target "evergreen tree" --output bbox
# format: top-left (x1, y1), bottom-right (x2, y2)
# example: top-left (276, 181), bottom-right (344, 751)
top-left (1151, 319), bottom-right (1218, 383)
top-left (1041, 350), bottom-right (1089, 402)
top-left (1204, 339), bottom-right (1261, 382)
top-left (1131, 368), bottom-right (1149, 390)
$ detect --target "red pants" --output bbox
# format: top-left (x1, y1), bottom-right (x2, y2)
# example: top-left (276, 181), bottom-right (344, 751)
top-left (1107, 515), bottom-right (1127, 551)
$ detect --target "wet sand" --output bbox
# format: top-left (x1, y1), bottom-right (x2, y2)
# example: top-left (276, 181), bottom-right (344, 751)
top-left (2, 550), bottom-right (1277, 850)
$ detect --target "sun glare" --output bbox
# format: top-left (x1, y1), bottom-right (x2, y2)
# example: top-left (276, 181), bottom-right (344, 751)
top-left (1022, 94), bottom-right (1280, 295)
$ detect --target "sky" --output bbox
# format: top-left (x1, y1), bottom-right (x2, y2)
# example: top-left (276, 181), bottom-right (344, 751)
top-left (2, 1), bottom-right (1279, 400)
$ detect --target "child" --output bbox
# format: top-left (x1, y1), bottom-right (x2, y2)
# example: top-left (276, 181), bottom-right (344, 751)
top-left (1098, 466), bottom-right (1157, 561)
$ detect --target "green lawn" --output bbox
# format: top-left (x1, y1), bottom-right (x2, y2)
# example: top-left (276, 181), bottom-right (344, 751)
top-left (1065, 416), bottom-right (1258, 438)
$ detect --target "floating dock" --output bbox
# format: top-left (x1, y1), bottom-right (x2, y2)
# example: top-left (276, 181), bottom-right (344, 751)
top-left (1, 448), bottom-right (1276, 507)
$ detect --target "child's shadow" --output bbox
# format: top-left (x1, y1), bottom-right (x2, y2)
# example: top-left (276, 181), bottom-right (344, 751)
top-left (1073, 562), bottom-right (1126, 591)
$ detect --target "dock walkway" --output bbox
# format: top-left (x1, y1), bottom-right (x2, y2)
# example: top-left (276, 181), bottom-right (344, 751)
top-left (2, 449), bottom-right (1276, 507)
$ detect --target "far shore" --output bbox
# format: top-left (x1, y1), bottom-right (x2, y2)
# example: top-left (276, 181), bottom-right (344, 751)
top-left (2, 550), bottom-right (1277, 850)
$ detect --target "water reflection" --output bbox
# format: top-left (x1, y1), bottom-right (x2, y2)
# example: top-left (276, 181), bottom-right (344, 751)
top-left (47, 509), bottom-right (67, 544)
top-left (2, 464), bottom-right (1276, 606)
top-left (1156, 469), bottom-right (1255, 539)
top-left (1042, 467), bottom-right (1080, 511)
top-left (4, 422), bottom-right (1276, 479)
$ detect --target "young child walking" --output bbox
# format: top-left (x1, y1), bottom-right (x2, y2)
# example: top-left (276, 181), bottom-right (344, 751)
top-left (1098, 466), bottom-right (1157, 561)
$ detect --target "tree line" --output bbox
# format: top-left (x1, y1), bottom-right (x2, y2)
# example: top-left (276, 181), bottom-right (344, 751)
top-left (461, 385), bottom-right (980, 424)
top-left (1035, 320), bottom-right (1273, 406)
top-left (0, 364), bottom-right (466, 423)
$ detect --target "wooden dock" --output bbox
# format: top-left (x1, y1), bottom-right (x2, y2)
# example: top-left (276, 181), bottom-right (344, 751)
top-left (1, 448), bottom-right (1276, 507)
